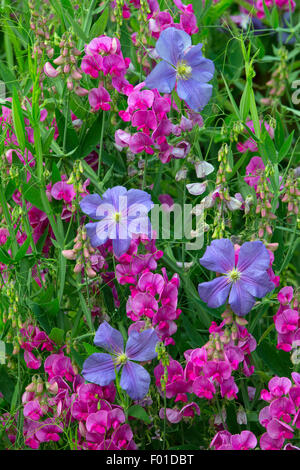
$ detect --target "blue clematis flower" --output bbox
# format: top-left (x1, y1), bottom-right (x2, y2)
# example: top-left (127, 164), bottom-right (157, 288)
top-left (145, 27), bottom-right (214, 112)
top-left (82, 322), bottom-right (159, 401)
top-left (198, 239), bottom-right (274, 316)
top-left (79, 186), bottom-right (154, 258)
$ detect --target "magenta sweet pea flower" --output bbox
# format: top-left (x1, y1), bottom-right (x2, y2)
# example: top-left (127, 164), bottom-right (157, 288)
top-left (79, 186), bottom-right (154, 257)
top-left (82, 322), bottom-right (159, 401)
top-left (145, 27), bottom-right (214, 112)
top-left (198, 239), bottom-right (274, 316)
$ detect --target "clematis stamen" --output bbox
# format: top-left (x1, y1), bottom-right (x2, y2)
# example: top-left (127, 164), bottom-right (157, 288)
top-left (227, 268), bottom-right (241, 283)
top-left (115, 352), bottom-right (128, 366)
top-left (114, 211), bottom-right (121, 223)
top-left (176, 60), bottom-right (192, 80)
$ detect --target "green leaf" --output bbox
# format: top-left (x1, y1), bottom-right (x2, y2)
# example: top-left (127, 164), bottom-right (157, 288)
top-left (55, 109), bottom-right (79, 154)
top-left (90, 7), bottom-right (109, 39)
top-left (49, 327), bottom-right (65, 346)
top-left (79, 292), bottom-right (94, 332)
top-left (274, 111), bottom-right (285, 149)
top-left (249, 89), bottom-right (260, 139)
top-left (256, 341), bottom-right (292, 377)
top-left (12, 88), bottom-right (26, 151)
top-left (64, 11), bottom-right (89, 43)
top-left (83, 342), bottom-right (98, 356)
top-left (271, 6), bottom-right (279, 28)
top-left (23, 182), bottom-right (45, 211)
top-left (263, 131), bottom-right (277, 163)
top-left (60, 0), bottom-right (74, 17)
top-left (278, 131), bottom-right (294, 162)
top-left (14, 237), bottom-right (31, 261)
top-left (128, 405), bottom-right (151, 424)
top-left (0, 61), bottom-right (20, 93)
top-left (0, 366), bottom-right (16, 403)
top-left (239, 81), bottom-right (251, 122)
top-left (0, 248), bottom-right (13, 265)
top-left (70, 346), bottom-right (85, 368)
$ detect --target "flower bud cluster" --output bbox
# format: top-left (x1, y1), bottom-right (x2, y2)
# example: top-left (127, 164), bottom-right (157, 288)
top-left (261, 48), bottom-right (288, 107)
top-left (44, 32), bottom-right (85, 95)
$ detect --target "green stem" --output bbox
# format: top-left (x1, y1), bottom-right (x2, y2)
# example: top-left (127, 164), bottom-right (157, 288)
top-left (98, 111), bottom-right (106, 179)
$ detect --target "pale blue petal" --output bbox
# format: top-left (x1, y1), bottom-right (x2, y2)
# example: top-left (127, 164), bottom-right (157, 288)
top-left (82, 353), bottom-right (117, 386)
top-left (94, 321), bottom-right (124, 353)
top-left (145, 61), bottom-right (176, 93)
top-left (177, 79), bottom-right (213, 112)
top-left (240, 271), bottom-right (274, 299)
top-left (229, 281), bottom-right (256, 316)
top-left (184, 45), bottom-right (215, 83)
top-left (80, 194), bottom-right (103, 219)
top-left (155, 27), bottom-right (191, 65)
top-left (120, 361), bottom-right (151, 400)
top-left (236, 241), bottom-right (270, 273)
top-left (125, 329), bottom-right (159, 361)
top-left (198, 276), bottom-right (231, 309)
top-left (199, 239), bottom-right (235, 273)
top-left (112, 237), bottom-right (131, 258)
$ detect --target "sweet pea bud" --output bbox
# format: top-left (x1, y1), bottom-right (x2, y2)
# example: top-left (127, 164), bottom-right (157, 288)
top-left (36, 376), bottom-right (44, 394)
top-left (235, 316), bottom-right (248, 326)
top-left (74, 263), bottom-right (83, 273)
top-left (67, 79), bottom-right (74, 90)
top-left (46, 381), bottom-right (58, 394)
top-left (237, 408), bottom-right (247, 425)
top-left (25, 381), bottom-right (37, 393)
top-left (62, 249), bottom-right (77, 260)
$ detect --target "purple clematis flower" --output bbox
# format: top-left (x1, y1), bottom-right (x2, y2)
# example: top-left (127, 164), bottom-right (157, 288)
top-left (79, 186), bottom-right (153, 257)
top-left (82, 322), bottom-right (159, 401)
top-left (198, 239), bottom-right (274, 316)
top-left (145, 27), bottom-right (214, 112)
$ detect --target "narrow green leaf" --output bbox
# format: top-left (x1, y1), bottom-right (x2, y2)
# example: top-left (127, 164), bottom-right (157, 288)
top-left (278, 131), bottom-right (294, 162)
top-left (128, 405), bottom-right (151, 424)
top-left (90, 7), bottom-right (109, 39)
top-left (12, 88), bottom-right (26, 151)
top-left (49, 327), bottom-right (65, 346)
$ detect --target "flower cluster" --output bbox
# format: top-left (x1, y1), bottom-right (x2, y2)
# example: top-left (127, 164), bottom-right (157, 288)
top-left (154, 315), bottom-right (257, 421)
top-left (273, 286), bottom-right (300, 355)
top-left (19, 323), bottom-right (54, 370)
top-left (259, 374), bottom-right (300, 450)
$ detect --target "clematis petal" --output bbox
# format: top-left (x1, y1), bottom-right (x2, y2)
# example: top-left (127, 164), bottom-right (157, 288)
top-left (112, 237), bottom-right (132, 258)
top-left (102, 186), bottom-right (127, 211)
top-left (82, 353), bottom-right (117, 386)
top-left (94, 321), bottom-right (124, 353)
top-left (155, 27), bottom-right (191, 65)
top-left (229, 280), bottom-right (256, 316)
top-left (240, 270), bottom-right (274, 299)
top-left (177, 79), bottom-right (213, 112)
top-left (125, 329), bottom-right (159, 361)
top-left (236, 240), bottom-right (270, 273)
top-left (199, 239), bottom-right (235, 273)
top-left (126, 189), bottom-right (154, 216)
top-left (120, 361), bottom-right (151, 400)
top-left (80, 194), bottom-right (103, 219)
top-left (184, 44), bottom-right (215, 83)
top-left (145, 61), bottom-right (176, 94)
top-left (198, 276), bottom-right (231, 309)
top-left (85, 220), bottom-right (114, 247)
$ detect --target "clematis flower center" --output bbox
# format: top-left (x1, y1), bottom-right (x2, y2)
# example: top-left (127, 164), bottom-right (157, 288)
top-left (227, 268), bottom-right (241, 283)
top-left (113, 211), bottom-right (121, 223)
top-left (176, 60), bottom-right (192, 80)
top-left (115, 352), bottom-right (128, 365)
